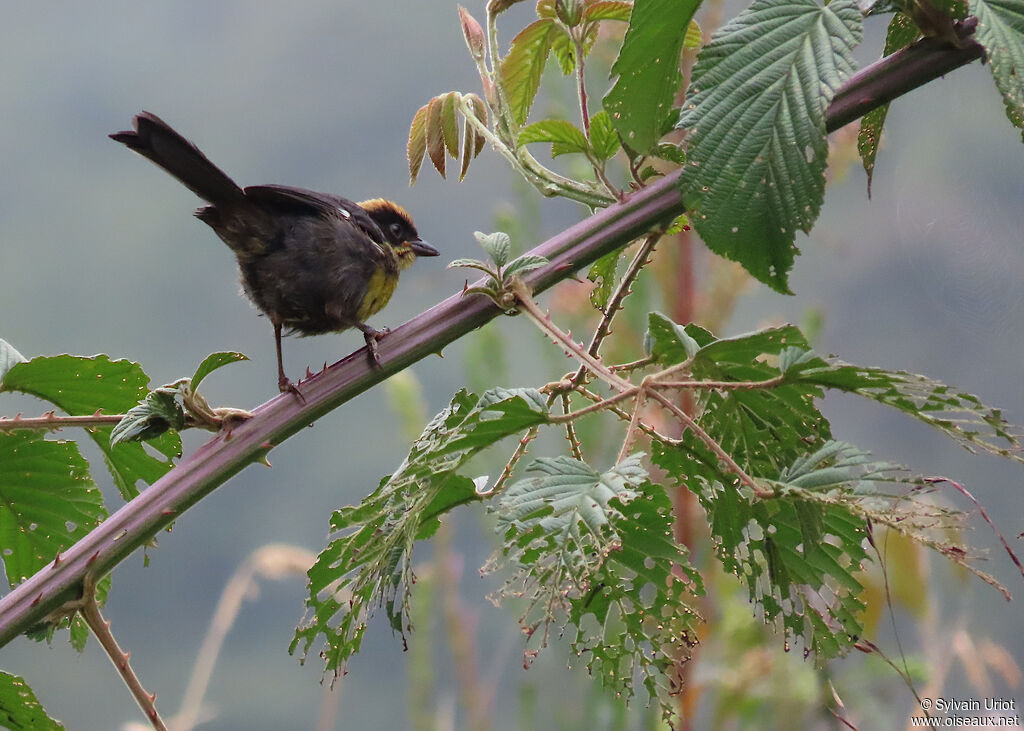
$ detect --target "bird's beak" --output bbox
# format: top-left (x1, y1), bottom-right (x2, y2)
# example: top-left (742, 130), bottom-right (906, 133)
top-left (409, 238), bottom-right (439, 257)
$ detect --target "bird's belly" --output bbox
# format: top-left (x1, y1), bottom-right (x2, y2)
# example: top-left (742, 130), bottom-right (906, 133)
top-left (356, 266), bottom-right (399, 321)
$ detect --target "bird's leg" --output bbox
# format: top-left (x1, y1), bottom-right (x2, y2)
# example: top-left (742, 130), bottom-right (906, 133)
top-left (356, 322), bottom-right (388, 367)
top-left (273, 319), bottom-right (305, 401)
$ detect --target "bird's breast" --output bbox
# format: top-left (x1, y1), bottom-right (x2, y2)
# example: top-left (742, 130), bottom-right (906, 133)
top-left (356, 264), bottom-right (400, 321)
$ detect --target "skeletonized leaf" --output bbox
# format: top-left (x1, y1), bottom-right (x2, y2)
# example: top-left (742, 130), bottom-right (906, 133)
top-left (500, 19), bottom-right (556, 125)
top-left (680, 0), bottom-right (863, 293)
top-left (0, 338), bottom-right (27, 383)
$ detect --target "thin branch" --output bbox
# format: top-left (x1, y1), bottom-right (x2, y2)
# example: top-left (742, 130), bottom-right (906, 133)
top-left (559, 393), bottom-right (585, 461)
top-left (75, 575), bottom-right (167, 730)
top-left (545, 387), bottom-right (640, 423)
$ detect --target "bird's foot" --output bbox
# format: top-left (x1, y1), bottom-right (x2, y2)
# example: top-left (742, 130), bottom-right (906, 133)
top-left (361, 326), bottom-right (390, 367)
top-left (278, 374), bottom-right (306, 403)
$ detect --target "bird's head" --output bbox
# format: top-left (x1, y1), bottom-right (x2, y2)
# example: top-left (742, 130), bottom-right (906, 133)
top-left (359, 198), bottom-right (439, 268)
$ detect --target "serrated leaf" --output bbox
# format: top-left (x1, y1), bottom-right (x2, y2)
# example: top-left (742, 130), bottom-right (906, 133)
top-left (519, 118), bottom-right (591, 156)
top-left (551, 23), bottom-right (599, 75)
top-left (0, 338), bottom-right (27, 383)
top-left (190, 351), bottom-right (248, 391)
top-left (583, 0), bottom-right (634, 22)
top-left (684, 17), bottom-right (702, 48)
top-left (447, 257), bottom-right (497, 276)
top-left (0, 672), bottom-right (65, 730)
top-left (292, 389), bottom-right (549, 676)
top-left (426, 96), bottom-right (447, 178)
top-left (603, 0), bottom-right (700, 154)
top-left (0, 431), bottom-right (107, 587)
top-left (857, 13), bottom-right (918, 195)
top-left (3, 355), bottom-right (179, 500)
top-left (969, 0), bottom-right (1024, 140)
top-left (785, 355), bottom-right (1024, 461)
top-left (110, 387), bottom-right (186, 446)
top-left (474, 230), bottom-right (512, 267)
top-left (467, 94), bottom-right (488, 158)
top-left (441, 91), bottom-right (462, 158)
top-left (588, 110), bottom-right (621, 161)
top-left (504, 254), bottom-right (550, 278)
top-left (500, 19), bottom-right (557, 125)
top-left (680, 0), bottom-right (863, 293)
top-left (407, 103), bottom-right (429, 184)
top-left (460, 114), bottom-right (476, 181)
top-left (587, 249), bottom-right (622, 310)
top-left (646, 312), bottom-right (700, 363)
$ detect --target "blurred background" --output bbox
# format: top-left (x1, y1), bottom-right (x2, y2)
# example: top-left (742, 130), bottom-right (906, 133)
top-left (1, 2), bottom-right (1021, 730)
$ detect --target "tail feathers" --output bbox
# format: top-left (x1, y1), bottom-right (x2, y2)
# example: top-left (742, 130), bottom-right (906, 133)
top-left (110, 112), bottom-right (245, 205)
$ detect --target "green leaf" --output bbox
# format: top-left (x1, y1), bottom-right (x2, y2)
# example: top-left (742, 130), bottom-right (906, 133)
top-left (603, 0), bottom-right (701, 154)
top-left (653, 440), bottom-right (871, 659)
top-left (684, 17), bottom-right (703, 48)
top-left (518, 119), bottom-right (591, 156)
top-left (857, 13), bottom-right (919, 196)
top-left (190, 351), bottom-right (248, 391)
top-left (969, 0), bottom-right (1024, 140)
top-left (0, 338), bottom-right (27, 383)
top-left (587, 249), bottom-right (622, 310)
top-left (680, 0), bottom-right (863, 293)
top-left (588, 110), bottom-right (621, 161)
top-left (646, 312), bottom-right (701, 363)
top-left (110, 386), bottom-right (186, 446)
top-left (2, 355), bottom-right (179, 500)
top-left (503, 254), bottom-right (550, 278)
top-left (0, 671), bottom-right (65, 730)
top-left (474, 230), bottom-right (512, 268)
top-left (291, 388), bottom-right (549, 676)
top-left (583, 0), bottom-right (635, 21)
top-left (551, 23), bottom-right (599, 75)
top-left (0, 431), bottom-right (107, 587)
top-left (785, 355), bottom-right (1024, 461)
top-left (500, 19), bottom-right (557, 125)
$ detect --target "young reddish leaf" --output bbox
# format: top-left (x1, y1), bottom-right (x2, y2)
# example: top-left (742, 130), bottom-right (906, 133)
top-left (407, 104), bottom-right (429, 184)
top-left (460, 116), bottom-right (476, 181)
top-left (441, 91), bottom-right (461, 158)
top-left (468, 94), bottom-right (488, 157)
top-left (426, 96), bottom-right (447, 178)
top-left (583, 0), bottom-right (634, 22)
top-left (537, 0), bottom-right (556, 18)
top-left (458, 5), bottom-right (486, 61)
top-left (500, 19), bottom-right (556, 125)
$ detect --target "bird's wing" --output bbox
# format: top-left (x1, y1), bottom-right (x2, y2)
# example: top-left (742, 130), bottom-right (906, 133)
top-left (243, 185), bottom-right (386, 244)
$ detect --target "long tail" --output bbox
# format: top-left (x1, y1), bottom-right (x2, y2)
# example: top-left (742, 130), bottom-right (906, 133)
top-left (110, 112), bottom-right (245, 204)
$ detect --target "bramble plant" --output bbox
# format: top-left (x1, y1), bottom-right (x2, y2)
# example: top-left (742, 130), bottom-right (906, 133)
top-left (2, 0), bottom-right (1023, 728)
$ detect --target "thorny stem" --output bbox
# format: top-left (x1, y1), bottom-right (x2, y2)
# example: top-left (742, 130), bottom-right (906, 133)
top-left (647, 387), bottom-right (772, 498)
top-left (560, 393), bottom-right (585, 461)
top-left (617, 382), bottom-right (649, 464)
top-left (75, 574), bottom-right (167, 731)
top-left (575, 34), bottom-right (591, 137)
top-left (0, 413), bottom-right (124, 431)
top-left (545, 387), bottom-right (640, 423)
top-left (514, 278), bottom-right (772, 498)
top-left (490, 425), bottom-right (541, 495)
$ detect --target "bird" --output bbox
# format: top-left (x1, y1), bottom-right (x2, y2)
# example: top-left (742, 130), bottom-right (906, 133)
top-left (110, 111), bottom-right (438, 395)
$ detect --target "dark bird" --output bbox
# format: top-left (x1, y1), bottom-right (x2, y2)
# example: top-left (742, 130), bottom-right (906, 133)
top-left (110, 111), bottom-right (438, 394)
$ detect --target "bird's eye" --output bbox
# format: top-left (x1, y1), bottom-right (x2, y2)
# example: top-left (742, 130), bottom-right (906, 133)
top-left (389, 223), bottom-right (403, 238)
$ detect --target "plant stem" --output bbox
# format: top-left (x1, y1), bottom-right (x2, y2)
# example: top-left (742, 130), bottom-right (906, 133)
top-left (0, 413), bottom-right (124, 431)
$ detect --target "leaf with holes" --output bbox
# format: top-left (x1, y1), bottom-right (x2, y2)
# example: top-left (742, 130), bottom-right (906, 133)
top-left (680, 0), bottom-right (863, 292)
top-left (604, 0), bottom-right (701, 154)
top-left (0, 431), bottom-right (107, 588)
top-left (2, 355), bottom-right (179, 500)
top-left (291, 388), bottom-right (549, 676)
top-left (969, 0), bottom-right (1024, 140)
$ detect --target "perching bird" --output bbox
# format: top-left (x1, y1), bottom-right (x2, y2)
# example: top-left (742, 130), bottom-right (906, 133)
top-left (110, 111), bottom-right (438, 394)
